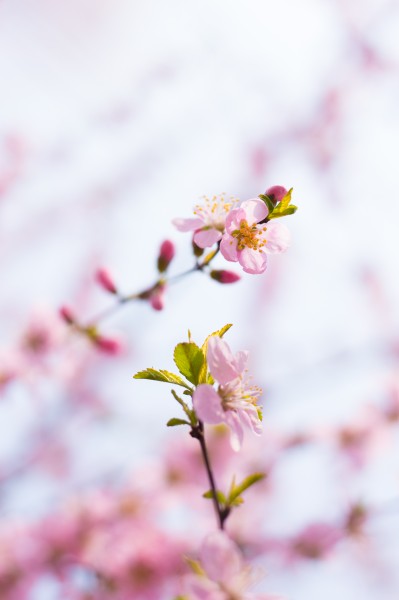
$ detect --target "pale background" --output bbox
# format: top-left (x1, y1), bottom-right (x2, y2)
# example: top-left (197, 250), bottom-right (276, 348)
top-left (1, 0), bottom-right (399, 598)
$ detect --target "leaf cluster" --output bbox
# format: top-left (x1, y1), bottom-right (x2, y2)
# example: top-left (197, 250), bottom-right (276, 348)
top-left (259, 188), bottom-right (297, 219)
top-left (203, 472), bottom-right (265, 510)
top-left (132, 324), bottom-right (233, 427)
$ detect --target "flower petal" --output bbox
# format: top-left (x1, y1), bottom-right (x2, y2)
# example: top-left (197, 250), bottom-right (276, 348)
top-left (224, 411), bottom-right (245, 451)
top-left (240, 198), bottom-right (268, 225)
top-left (172, 217), bottom-right (204, 232)
top-left (194, 228), bottom-right (222, 248)
top-left (220, 234), bottom-right (238, 262)
top-left (200, 531), bottom-right (242, 584)
top-left (183, 575), bottom-right (223, 600)
top-left (225, 207), bottom-right (246, 234)
top-left (239, 405), bottom-right (263, 435)
top-left (238, 247), bottom-right (268, 274)
top-left (193, 384), bottom-right (224, 424)
top-left (207, 337), bottom-right (242, 384)
top-left (263, 221), bottom-right (290, 254)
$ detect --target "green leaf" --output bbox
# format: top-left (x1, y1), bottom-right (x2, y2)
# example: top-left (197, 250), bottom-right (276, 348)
top-left (184, 557), bottom-right (206, 577)
top-left (203, 489), bottom-right (227, 505)
top-left (258, 194), bottom-right (276, 214)
top-left (268, 188), bottom-right (298, 219)
top-left (199, 324), bottom-right (233, 384)
top-left (228, 473), bottom-right (266, 503)
top-left (171, 390), bottom-right (197, 426)
top-left (166, 418), bottom-right (191, 427)
top-left (133, 368), bottom-right (192, 391)
top-left (173, 342), bottom-right (205, 385)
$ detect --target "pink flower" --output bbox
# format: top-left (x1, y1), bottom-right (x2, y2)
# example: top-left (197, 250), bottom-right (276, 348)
top-left (173, 194), bottom-right (238, 248)
top-left (183, 531), bottom-right (278, 600)
top-left (220, 198), bottom-right (290, 274)
top-left (193, 337), bottom-right (262, 450)
top-left (289, 523), bottom-right (344, 560)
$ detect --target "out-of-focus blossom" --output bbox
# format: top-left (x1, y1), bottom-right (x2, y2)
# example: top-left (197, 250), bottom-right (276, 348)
top-left (157, 240), bottom-right (175, 272)
top-left (173, 194), bottom-right (238, 248)
top-left (183, 531), bottom-right (278, 600)
top-left (193, 336), bottom-right (262, 450)
top-left (220, 199), bottom-right (290, 274)
top-left (210, 269), bottom-right (241, 284)
top-left (289, 523), bottom-right (344, 560)
top-left (95, 268), bottom-right (118, 294)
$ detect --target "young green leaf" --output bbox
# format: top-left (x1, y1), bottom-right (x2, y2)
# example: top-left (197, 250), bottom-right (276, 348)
top-left (228, 473), bottom-right (266, 503)
top-left (268, 188), bottom-right (298, 219)
top-left (258, 193), bottom-right (276, 214)
top-left (166, 418), bottom-right (191, 427)
top-left (173, 342), bottom-right (205, 385)
top-left (133, 368), bottom-right (192, 390)
top-left (203, 489), bottom-right (227, 505)
top-left (184, 557), bottom-right (206, 577)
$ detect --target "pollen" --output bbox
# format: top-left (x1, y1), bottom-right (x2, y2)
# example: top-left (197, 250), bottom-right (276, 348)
top-left (232, 220), bottom-right (267, 252)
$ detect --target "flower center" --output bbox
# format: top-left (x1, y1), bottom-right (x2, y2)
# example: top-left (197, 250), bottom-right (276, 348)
top-left (231, 220), bottom-right (267, 252)
top-left (194, 194), bottom-right (238, 229)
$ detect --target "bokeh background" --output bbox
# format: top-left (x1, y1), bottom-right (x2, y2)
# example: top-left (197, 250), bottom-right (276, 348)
top-left (1, 0), bottom-right (399, 598)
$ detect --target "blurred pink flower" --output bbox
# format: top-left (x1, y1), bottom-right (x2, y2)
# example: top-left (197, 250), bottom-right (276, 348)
top-left (173, 194), bottom-right (238, 248)
top-left (183, 531), bottom-right (278, 600)
top-left (220, 199), bottom-right (290, 274)
top-left (289, 523), bottom-right (344, 560)
top-left (193, 337), bottom-right (262, 450)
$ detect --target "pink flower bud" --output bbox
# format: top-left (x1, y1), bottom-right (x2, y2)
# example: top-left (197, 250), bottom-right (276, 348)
top-left (210, 270), bottom-right (241, 284)
top-left (265, 185), bottom-right (288, 205)
top-left (59, 305), bottom-right (75, 325)
top-left (94, 335), bottom-right (122, 355)
top-left (95, 268), bottom-right (118, 294)
top-left (150, 284), bottom-right (166, 311)
top-left (157, 240), bottom-right (175, 273)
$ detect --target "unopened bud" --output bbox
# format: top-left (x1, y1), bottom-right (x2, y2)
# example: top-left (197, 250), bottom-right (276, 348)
top-left (157, 240), bottom-right (175, 273)
top-left (210, 270), bottom-right (241, 284)
top-left (150, 283), bottom-right (166, 311)
top-left (94, 335), bottom-right (122, 355)
top-left (192, 240), bottom-right (204, 258)
top-left (59, 305), bottom-right (75, 325)
top-left (265, 185), bottom-right (288, 205)
top-left (95, 268), bottom-right (118, 294)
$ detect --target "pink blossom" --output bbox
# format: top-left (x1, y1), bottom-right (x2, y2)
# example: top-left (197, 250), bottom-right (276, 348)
top-left (193, 336), bottom-right (262, 450)
top-left (220, 198), bottom-right (290, 274)
top-left (173, 194), bottom-right (238, 248)
top-left (149, 283), bottom-right (166, 311)
top-left (183, 531), bottom-right (278, 600)
top-left (289, 523), bottom-right (344, 560)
